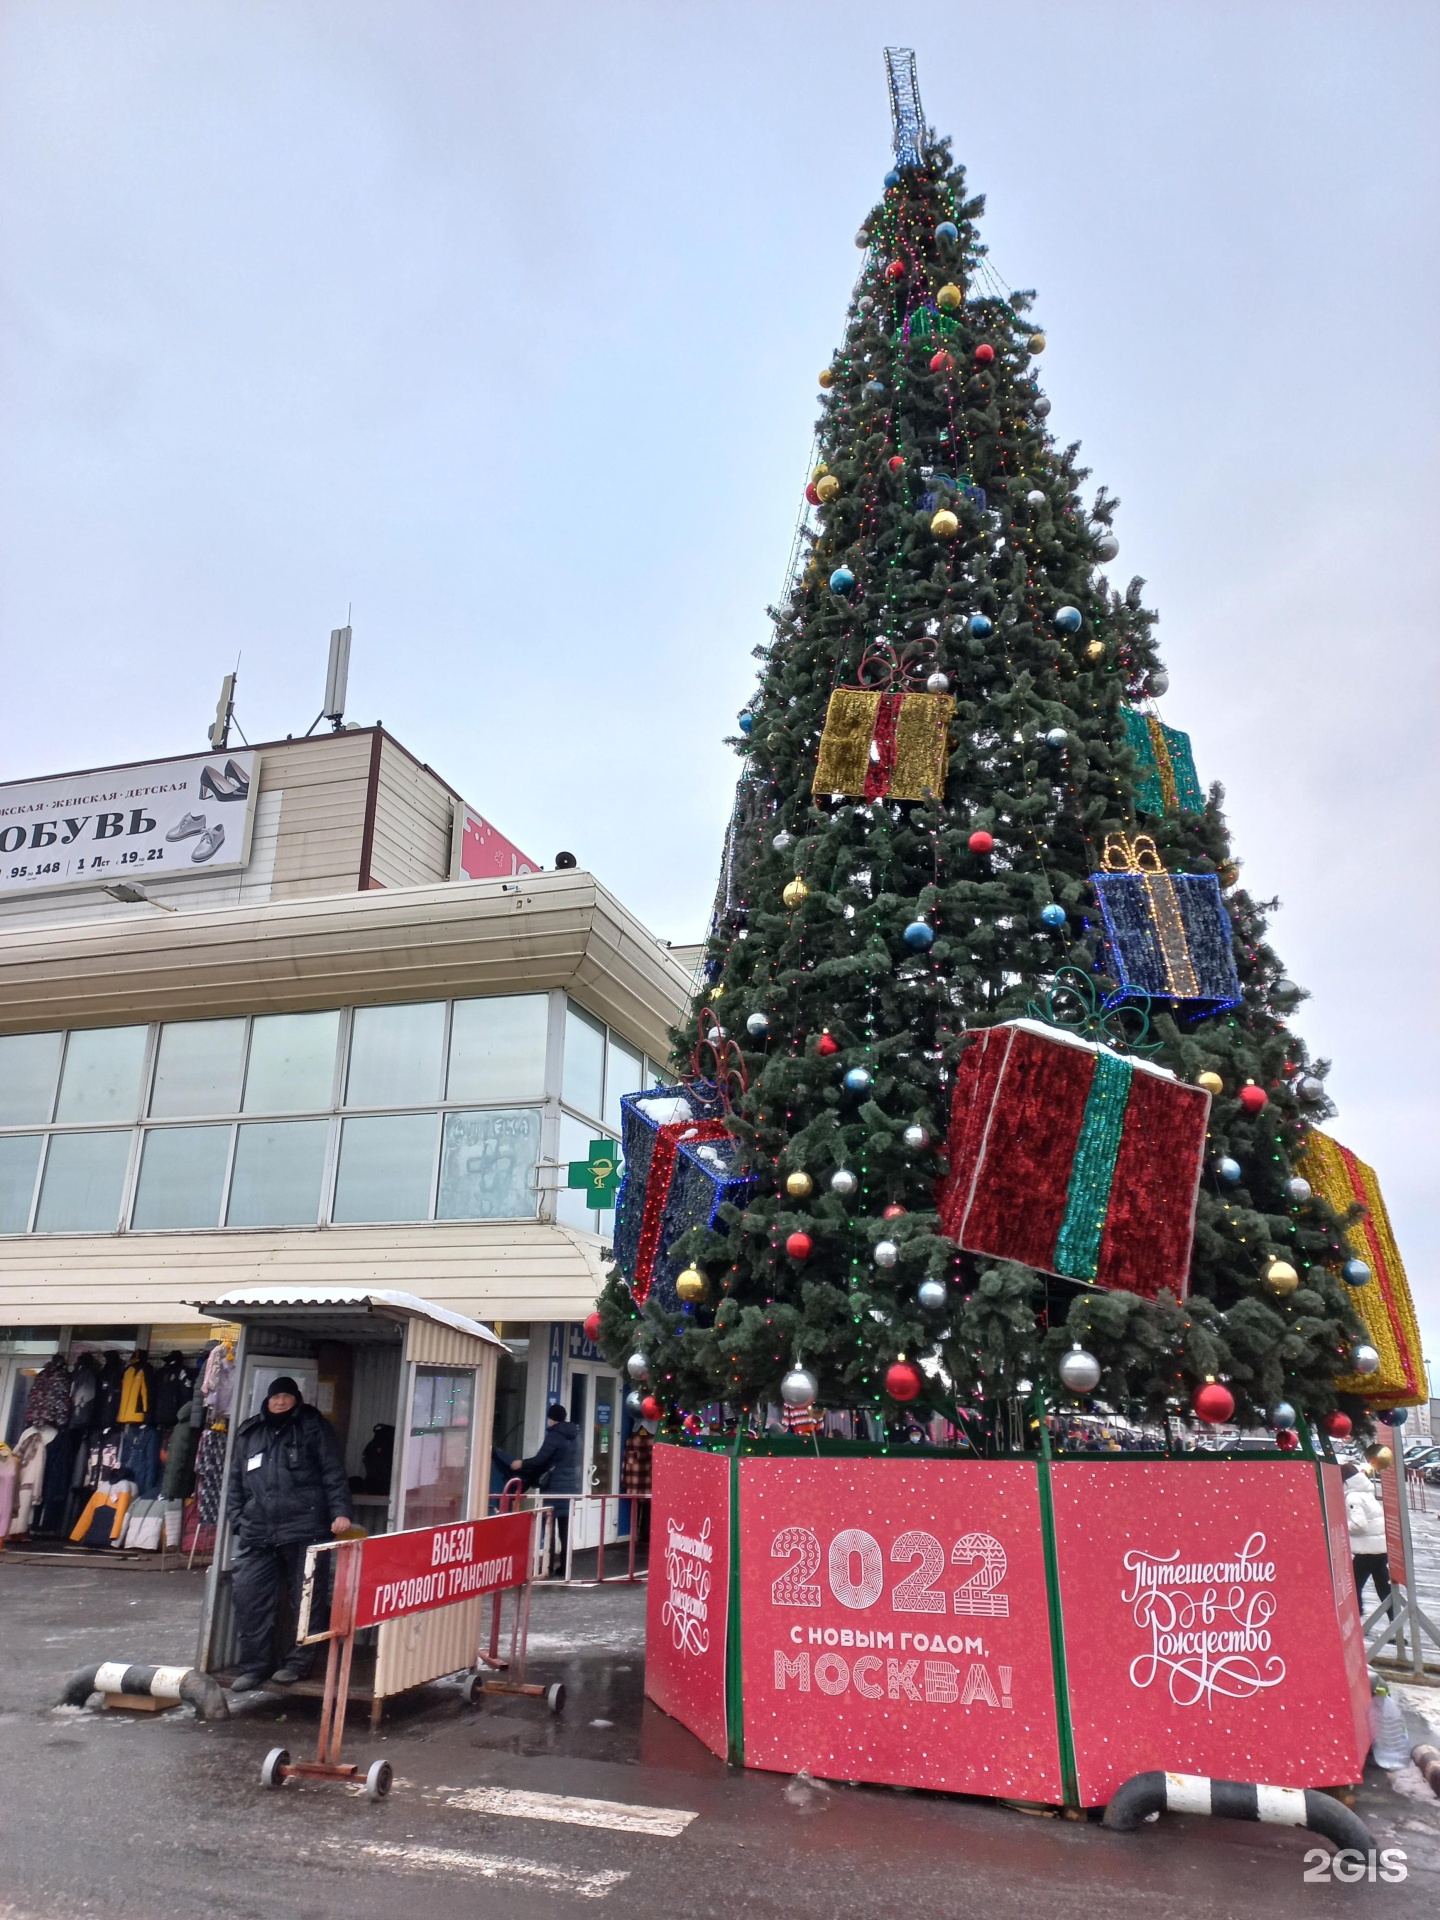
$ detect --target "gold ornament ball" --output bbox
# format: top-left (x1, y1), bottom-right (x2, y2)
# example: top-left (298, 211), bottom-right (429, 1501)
top-left (936, 283), bottom-right (962, 311)
top-left (815, 474), bottom-right (841, 503)
top-left (785, 1170), bottom-right (814, 1200)
top-left (1028, 332), bottom-right (1047, 354)
top-left (817, 368), bottom-right (835, 389)
top-left (1085, 638), bottom-right (1105, 662)
top-left (1265, 1259), bottom-right (1299, 1297)
top-left (782, 876), bottom-right (809, 908)
top-left (1196, 1071), bottom-right (1224, 1096)
top-left (931, 508), bottom-right (960, 539)
top-left (1371, 1446), bottom-right (1394, 1471)
top-left (676, 1267), bottom-right (707, 1303)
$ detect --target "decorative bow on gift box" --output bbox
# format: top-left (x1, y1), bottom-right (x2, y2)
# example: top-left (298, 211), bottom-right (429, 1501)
top-left (1091, 833), bottom-right (1241, 1013)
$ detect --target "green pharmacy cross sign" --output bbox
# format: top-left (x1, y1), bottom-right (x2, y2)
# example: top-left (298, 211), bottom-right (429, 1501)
top-left (567, 1139), bottom-right (623, 1209)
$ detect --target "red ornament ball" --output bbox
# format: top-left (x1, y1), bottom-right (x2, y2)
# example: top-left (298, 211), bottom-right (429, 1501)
top-left (816, 1032), bottom-right (840, 1057)
top-left (885, 1361), bottom-right (923, 1403)
top-left (1325, 1411), bottom-right (1353, 1439)
top-left (1193, 1381), bottom-right (1235, 1424)
top-left (582, 1311), bottom-right (601, 1343)
top-left (785, 1231), bottom-right (813, 1262)
top-left (882, 1204), bottom-right (908, 1220)
top-left (973, 343), bottom-right (996, 366)
top-left (887, 454), bottom-right (906, 474)
top-left (929, 349), bottom-right (954, 373)
top-left (886, 258), bottom-right (906, 281)
top-left (804, 482), bottom-right (821, 505)
top-left (640, 1395), bottom-right (661, 1421)
top-left (1239, 1084), bottom-right (1269, 1114)
top-left (968, 830), bottom-right (995, 856)
top-left (1276, 1428), bottom-right (1300, 1452)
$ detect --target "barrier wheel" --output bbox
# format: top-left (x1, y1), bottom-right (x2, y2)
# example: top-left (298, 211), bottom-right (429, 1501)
top-left (546, 1683), bottom-right (566, 1715)
top-left (261, 1747), bottom-right (290, 1790)
top-left (463, 1672), bottom-right (486, 1708)
top-left (366, 1758), bottom-right (394, 1802)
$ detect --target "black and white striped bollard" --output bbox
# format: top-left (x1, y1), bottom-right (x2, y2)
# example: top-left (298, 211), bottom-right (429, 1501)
top-left (1104, 1772), bottom-right (1374, 1854)
top-left (61, 1662), bottom-right (228, 1721)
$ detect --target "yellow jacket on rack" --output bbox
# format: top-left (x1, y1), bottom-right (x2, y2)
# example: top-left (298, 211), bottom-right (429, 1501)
top-left (117, 1363), bottom-right (149, 1425)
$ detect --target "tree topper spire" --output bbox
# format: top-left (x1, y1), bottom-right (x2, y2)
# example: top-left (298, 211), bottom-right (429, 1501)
top-left (884, 47), bottom-right (926, 168)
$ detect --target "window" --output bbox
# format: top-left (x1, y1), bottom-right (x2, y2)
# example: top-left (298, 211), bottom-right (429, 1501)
top-left (603, 1037), bottom-right (642, 1134)
top-left (242, 1011), bottom-right (339, 1114)
top-left (403, 1367), bottom-right (474, 1529)
top-left (0, 1136), bottom-right (42, 1233)
top-left (150, 1020), bottom-right (246, 1118)
top-left (0, 1033), bottom-right (62, 1126)
top-left (437, 1110), bottom-right (541, 1220)
top-left (34, 1131), bottom-right (132, 1232)
top-left (562, 1003), bottom-right (605, 1120)
top-left (556, 1110), bottom-right (616, 1237)
top-left (131, 1126), bottom-right (231, 1230)
top-left (447, 995), bottom-right (548, 1104)
top-left (332, 1114), bottom-right (439, 1223)
top-left (226, 1120), bottom-right (329, 1226)
top-left (346, 1002), bottom-right (445, 1109)
top-left (54, 1027), bottom-right (148, 1124)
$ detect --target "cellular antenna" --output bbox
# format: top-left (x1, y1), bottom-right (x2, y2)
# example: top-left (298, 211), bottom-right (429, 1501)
top-left (884, 47), bottom-right (926, 168)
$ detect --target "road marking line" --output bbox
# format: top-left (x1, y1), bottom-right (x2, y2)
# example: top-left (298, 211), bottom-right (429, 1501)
top-left (337, 1840), bottom-right (628, 1899)
top-left (447, 1785), bottom-right (699, 1837)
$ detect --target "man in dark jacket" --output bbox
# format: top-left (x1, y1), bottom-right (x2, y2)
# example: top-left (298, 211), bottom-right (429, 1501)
top-left (513, 1403), bottom-right (581, 1573)
top-left (227, 1378), bottom-right (352, 1690)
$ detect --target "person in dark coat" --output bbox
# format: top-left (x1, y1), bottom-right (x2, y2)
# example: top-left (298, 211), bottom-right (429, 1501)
top-left (513, 1403), bottom-right (581, 1572)
top-left (227, 1378), bottom-right (352, 1690)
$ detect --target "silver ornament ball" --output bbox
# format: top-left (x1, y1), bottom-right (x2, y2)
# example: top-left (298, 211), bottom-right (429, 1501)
top-left (1351, 1343), bottom-right (1381, 1376)
top-left (1286, 1176), bottom-right (1312, 1204)
top-left (917, 1278), bottom-right (947, 1311)
top-left (746, 1011), bottom-right (771, 1038)
top-left (1146, 670), bottom-right (1169, 696)
top-left (772, 829), bottom-right (794, 853)
top-left (1033, 396), bottom-right (1052, 418)
top-left (1094, 533), bottom-right (1120, 561)
top-left (781, 1366), bottom-right (818, 1409)
top-left (1059, 1344), bottom-right (1101, 1393)
top-left (1045, 727), bottom-right (1068, 750)
top-left (625, 1388), bottom-right (645, 1414)
top-left (902, 1124), bottom-right (930, 1151)
top-left (626, 1352), bottom-right (647, 1381)
top-left (1297, 1075), bottom-right (1326, 1103)
top-left (873, 1239), bottom-right (899, 1269)
top-left (829, 1168), bottom-right (858, 1197)
top-left (1026, 488), bottom-right (1047, 507)
top-left (925, 670), bottom-right (950, 694)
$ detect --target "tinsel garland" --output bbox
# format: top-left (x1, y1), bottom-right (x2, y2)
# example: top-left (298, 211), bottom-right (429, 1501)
top-left (812, 688), bottom-right (953, 801)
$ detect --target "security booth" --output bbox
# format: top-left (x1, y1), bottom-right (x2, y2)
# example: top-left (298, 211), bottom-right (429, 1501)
top-left (194, 1287), bottom-right (507, 1715)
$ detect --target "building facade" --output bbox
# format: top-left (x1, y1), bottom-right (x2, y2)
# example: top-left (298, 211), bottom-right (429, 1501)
top-left (0, 729), bottom-right (694, 1507)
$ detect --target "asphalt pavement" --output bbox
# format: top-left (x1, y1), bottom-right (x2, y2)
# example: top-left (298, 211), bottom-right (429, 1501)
top-left (2, 1554), bottom-right (1440, 1920)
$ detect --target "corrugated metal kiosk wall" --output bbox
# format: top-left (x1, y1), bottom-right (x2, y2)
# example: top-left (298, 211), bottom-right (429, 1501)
top-left (194, 1289), bottom-right (504, 1719)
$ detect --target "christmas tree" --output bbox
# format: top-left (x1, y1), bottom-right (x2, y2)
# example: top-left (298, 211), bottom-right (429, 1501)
top-left (598, 51), bottom-right (1372, 1442)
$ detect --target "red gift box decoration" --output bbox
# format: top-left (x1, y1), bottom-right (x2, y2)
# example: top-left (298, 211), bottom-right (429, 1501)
top-left (937, 1020), bottom-right (1210, 1299)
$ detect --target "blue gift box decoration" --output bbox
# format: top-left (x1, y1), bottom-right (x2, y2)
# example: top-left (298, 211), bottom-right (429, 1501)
top-left (612, 1083), bottom-right (755, 1311)
top-left (1091, 833), bottom-right (1242, 1014)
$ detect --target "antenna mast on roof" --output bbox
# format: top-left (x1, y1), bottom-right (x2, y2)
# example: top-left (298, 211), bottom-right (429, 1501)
top-left (884, 47), bottom-right (926, 168)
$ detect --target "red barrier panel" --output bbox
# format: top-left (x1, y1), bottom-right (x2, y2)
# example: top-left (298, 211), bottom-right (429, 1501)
top-left (1049, 1461), bottom-right (1369, 1805)
top-left (645, 1446), bottom-right (730, 1759)
top-left (737, 1457), bottom-right (1063, 1801)
top-left (1319, 1463), bottom-right (1375, 1762)
top-left (354, 1511), bottom-right (533, 1630)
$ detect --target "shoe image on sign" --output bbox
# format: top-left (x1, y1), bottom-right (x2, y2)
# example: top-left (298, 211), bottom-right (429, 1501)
top-left (199, 762), bottom-right (249, 802)
top-left (165, 812), bottom-right (207, 843)
top-left (191, 823), bottom-right (225, 863)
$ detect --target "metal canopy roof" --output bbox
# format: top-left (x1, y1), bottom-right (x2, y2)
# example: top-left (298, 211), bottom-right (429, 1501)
top-left (193, 1286), bottom-right (508, 1351)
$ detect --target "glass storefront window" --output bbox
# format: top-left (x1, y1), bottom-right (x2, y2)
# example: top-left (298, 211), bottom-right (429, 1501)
top-left (131, 1125), bottom-right (231, 1230)
top-left (403, 1366), bottom-right (473, 1529)
top-left (53, 1027), bottom-right (148, 1124)
top-left (332, 1113), bottom-right (439, 1223)
top-left (149, 1019), bottom-right (246, 1118)
top-left (346, 1002), bottom-right (446, 1109)
top-left (603, 1037), bottom-right (642, 1134)
top-left (562, 1002), bottom-right (605, 1120)
top-left (436, 1109), bottom-right (541, 1220)
top-left (34, 1131), bottom-right (132, 1232)
top-left (0, 1032), bottom-right (63, 1126)
top-left (225, 1119), bottom-right (329, 1226)
top-left (447, 994), bottom-right (549, 1104)
top-left (242, 1011), bottom-right (340, 1114)
top-left (0, 1135), bottom-right (43, 1233)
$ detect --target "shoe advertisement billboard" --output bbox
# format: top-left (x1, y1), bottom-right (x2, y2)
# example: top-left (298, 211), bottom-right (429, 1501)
top-left (0, 749), bottom-right (260, 896)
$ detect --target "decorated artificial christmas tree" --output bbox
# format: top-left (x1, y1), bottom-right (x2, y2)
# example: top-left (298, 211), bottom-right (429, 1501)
top-left (597, 50), bottom-right (1415, 1446)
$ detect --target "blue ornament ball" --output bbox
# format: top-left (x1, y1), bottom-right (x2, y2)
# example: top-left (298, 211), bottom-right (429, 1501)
top-left (829, 567), bottom-right (856, 594)
top-left (1044, 727), bottom-right (1068, 750)
top-left (862, 378), bottom-right (886, 399)
top-left (934, 221), bottom-right (958, 244)
top-left (1054, 606), bottom-right (1083, 634)
top-left (745, 1011), bottom-right (770, 1038)
top-left (738, 713), bottom-right (754, 735)
top-left (1342, 1258), bottom-right (1371, 1286)
top-left (1388, 1407), bottom-right (1409, 1427)
top-left (969, 613), bottom-right (994, 639)
top-left (1216, 1156), bottom-right (1243, 1184)
top-left (903, 920), bottom-right (935, 951)
top-left (843, 1066), bottom-right (873, 1094)
top-left (884, 169), bottom-right (901, 189)
top-left (1040, 903), bottom-right (1067, 930)
top-left (1272, 1402), bottom-right (1297, 1430)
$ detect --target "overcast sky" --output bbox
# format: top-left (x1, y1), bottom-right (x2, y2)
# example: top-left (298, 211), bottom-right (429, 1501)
top-left (2, 2), bottom-right (1436, 1381)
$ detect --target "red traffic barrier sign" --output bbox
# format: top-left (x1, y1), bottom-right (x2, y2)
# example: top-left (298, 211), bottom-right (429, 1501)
top-left (354, 1510), bottom-right (534, 1630)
